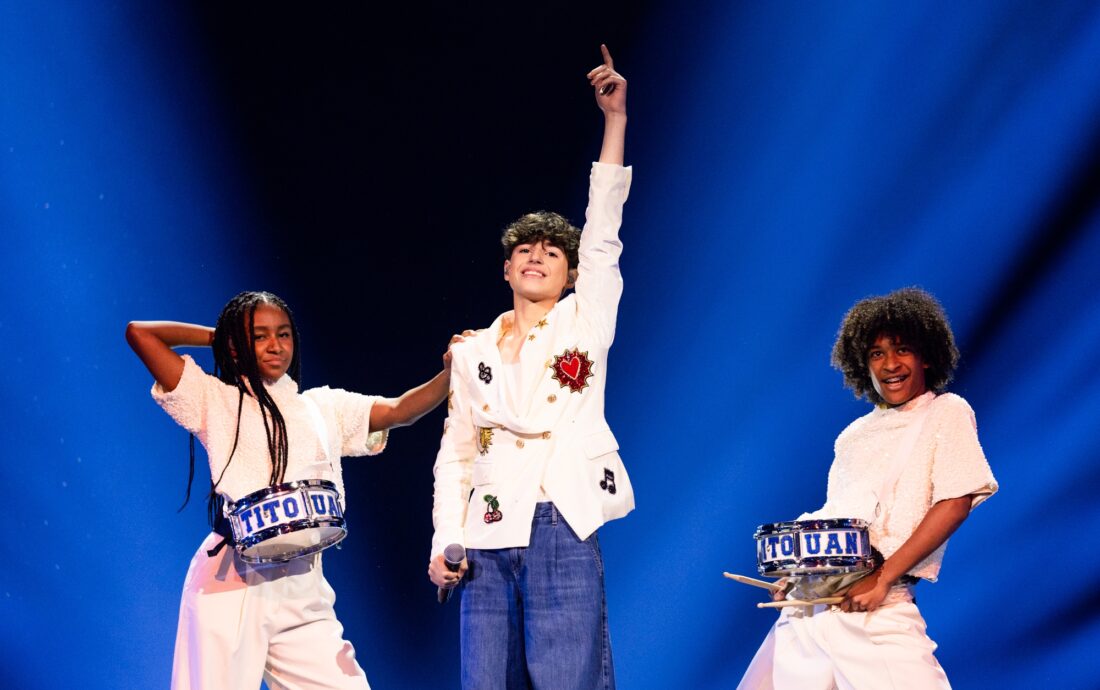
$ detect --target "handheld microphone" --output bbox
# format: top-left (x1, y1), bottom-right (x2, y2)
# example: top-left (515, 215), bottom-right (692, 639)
top-left (437, 543), bottom-right (466, 604)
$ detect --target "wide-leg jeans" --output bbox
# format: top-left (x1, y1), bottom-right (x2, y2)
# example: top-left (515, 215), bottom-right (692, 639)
top-left (460, 502), bottom-right (615, 690)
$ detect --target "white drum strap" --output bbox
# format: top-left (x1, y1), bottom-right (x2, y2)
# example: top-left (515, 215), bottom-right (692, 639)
top-left (874, 399), bottom-right (933, 531)
top-left (301, 395), bottom-right (335, 473)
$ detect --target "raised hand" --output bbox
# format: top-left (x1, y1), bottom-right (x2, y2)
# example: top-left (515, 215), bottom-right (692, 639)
top-left (588, 44), bottom-right (626, 116)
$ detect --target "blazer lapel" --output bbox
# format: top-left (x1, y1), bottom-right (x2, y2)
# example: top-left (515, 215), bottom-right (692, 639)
top-left (517, 296), bottom-right (578, 422)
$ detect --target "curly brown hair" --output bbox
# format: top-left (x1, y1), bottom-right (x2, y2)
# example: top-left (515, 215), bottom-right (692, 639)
top-left (500, 211), bottom-right (581, 268)
top-left (831, 287), bottom-right (959, 405)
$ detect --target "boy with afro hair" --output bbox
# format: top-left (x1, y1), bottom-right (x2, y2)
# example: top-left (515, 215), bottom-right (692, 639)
top-left (739, 287), bottom-right (998, 690)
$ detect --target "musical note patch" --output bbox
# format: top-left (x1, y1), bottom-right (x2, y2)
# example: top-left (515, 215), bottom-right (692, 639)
top-left (599, 468), bottom-right (617, 495)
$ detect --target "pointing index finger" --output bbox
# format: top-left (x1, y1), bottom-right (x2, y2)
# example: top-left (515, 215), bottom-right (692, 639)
top-left (601, 43), bottom-right (614, 69)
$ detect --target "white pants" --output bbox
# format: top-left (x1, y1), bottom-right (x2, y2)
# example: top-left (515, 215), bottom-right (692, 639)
top-left (738, 598), bottom-right (950, 690)
top-left (171, 532), bottom-right (370, 690)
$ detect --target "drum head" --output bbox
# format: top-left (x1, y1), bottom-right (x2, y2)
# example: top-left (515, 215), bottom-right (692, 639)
top-left (238, 522), bottom-right (347, 564)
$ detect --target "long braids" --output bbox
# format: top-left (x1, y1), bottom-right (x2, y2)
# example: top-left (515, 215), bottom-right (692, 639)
top-left (179, 291), bottom-right (302, 528)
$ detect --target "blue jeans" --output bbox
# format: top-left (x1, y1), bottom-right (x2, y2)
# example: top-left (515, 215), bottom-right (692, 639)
top-left (459, 502), bottom-right (615, 690)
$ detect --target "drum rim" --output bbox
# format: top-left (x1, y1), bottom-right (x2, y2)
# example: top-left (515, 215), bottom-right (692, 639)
top-left (754, 518), bottom-right (874, 577)
top-left (753, 517), bottom-right (870, 537)
top-left (227, 478), bottom-right (341, 513)
top-left (237, 517), bottom-right (348, 564)
top-left (757, 554), bottom-right (876, 578)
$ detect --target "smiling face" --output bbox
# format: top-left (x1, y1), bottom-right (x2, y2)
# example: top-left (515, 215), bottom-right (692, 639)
top-left (251, 303), bottom-right (295, 382)
top-left (504, 240), bottom-right (574, 304)
top-left (867, 333), bottom-right (929, 407)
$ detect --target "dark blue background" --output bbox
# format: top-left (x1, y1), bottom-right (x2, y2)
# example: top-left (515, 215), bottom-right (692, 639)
top-left (3, 2), bottom-right (1098, 688)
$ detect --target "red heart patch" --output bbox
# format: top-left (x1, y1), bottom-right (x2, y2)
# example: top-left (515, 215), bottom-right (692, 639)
top-left (550, 348), bottom-right (594, 393)
top-left (559, 355), bottom-right (581, 380)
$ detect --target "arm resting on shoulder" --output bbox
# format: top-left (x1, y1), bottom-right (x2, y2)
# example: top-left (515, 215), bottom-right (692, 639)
top-left (369, 368), bottom-right (449, 433)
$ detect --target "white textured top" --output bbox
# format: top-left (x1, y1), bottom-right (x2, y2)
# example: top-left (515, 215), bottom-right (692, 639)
top-left (152, 355), bottom-right (388, 505)
top-left (802, 391), bottom-right (997, 581)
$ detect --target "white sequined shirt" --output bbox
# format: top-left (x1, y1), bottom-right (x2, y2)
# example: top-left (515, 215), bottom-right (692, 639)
top-left (801, 391), bottom-right (997, 581)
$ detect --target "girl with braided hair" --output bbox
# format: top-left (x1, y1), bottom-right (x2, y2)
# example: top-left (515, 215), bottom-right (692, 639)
top-left (127, 290), bottom-right (450, 689)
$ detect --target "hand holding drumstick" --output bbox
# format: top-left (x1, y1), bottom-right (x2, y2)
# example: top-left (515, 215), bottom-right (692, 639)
top-left (723, 572), bottom-right (843, 609)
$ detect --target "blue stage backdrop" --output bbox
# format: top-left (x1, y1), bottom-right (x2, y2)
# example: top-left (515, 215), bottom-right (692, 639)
top-left (2, 2), bottom-right (1098, 688)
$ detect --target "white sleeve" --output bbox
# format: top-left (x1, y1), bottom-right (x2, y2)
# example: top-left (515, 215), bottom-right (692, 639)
top-left (309, 387), bottom-right (388, 457)
top-left (572, 162), bottom-right (632, 347)
top-left (930, 395), bottom-right (998, 510)
top-left (150, 354), bottom-right (221, 441)
top-left (430, 353), bottom-right (477, 558)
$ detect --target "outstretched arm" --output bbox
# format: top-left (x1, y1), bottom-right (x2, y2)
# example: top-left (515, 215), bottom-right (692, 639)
top-left (367, 333), bottom-right (471, 433)
top-left (125, 321), bottom-right (214, 392)
top-left (588, 44), bottom-right (627, 165)
top-left (368, 368), bottom-right (450, 433)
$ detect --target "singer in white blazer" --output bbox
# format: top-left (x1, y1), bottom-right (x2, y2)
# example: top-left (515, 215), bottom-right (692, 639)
top-left (428, 46), bottom-right (632, 690)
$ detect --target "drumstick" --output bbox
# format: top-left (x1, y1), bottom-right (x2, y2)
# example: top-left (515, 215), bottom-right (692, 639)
top-left (756, 596), bottom-right (844, 609)
top-left (722, 572), bottom-right (784, 592)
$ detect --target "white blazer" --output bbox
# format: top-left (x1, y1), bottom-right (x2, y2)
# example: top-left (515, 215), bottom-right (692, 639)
top-left (431, 163), bottom-right (634, 557)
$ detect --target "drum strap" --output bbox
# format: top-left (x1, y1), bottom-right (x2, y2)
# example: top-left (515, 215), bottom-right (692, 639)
top-left (301, 395), bottom-right (335, 473)
top-left (873, 399), bottom-right (934, 530)
top-left (207, 513), bottom-right (235, 557)
top-left (205, 396), bottom-right (334, 559)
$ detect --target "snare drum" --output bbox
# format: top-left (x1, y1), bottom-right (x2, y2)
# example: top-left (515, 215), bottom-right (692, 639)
top-left (754, 518), bottom-right (874, 577)
top-left (227, 479), bottom-right (347, 564)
